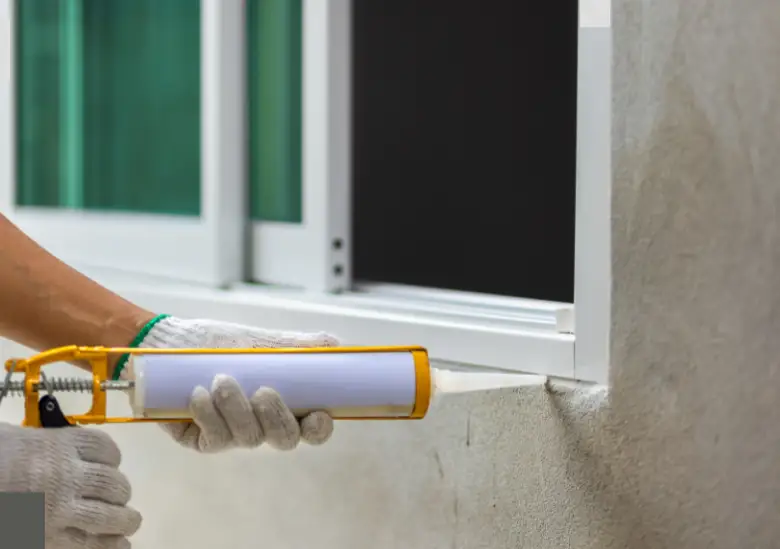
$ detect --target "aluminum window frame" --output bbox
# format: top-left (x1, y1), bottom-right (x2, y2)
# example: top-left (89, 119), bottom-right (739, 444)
top-left (246, 0), bottom-right (610, 382)
top-left (574, 2), bottom-right (611, 384)
top-left (0, 0), bottom-right (245, 287)
top-left (0, 0), bottom-right (611, 383)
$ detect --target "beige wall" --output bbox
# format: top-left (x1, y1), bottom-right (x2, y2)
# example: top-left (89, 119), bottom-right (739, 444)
top-left (604, 0), bottom-right (780, 547)
top-left (2, 1), bottom-right (779, 547)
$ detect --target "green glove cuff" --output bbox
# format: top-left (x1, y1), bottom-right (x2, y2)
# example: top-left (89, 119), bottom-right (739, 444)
top-left (112, 314), bottom-right (171, 380)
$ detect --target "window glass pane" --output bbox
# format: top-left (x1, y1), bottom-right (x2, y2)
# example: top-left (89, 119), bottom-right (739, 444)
top-left (247, 0), bottom-right (302, 223)
top-left (16, 0), bottom-right (201, 216)
top-left (352, 0), bottom-right (578, 302)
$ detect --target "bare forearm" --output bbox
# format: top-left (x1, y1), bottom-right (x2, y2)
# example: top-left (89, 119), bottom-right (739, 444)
top-left (0, 214), bottom-right (154, 371)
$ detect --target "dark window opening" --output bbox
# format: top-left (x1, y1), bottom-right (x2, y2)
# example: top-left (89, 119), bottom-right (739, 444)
top-left (352, 0), bottom-right (579, 303)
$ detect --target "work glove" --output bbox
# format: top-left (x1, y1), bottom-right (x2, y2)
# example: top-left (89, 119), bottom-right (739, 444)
top-left (119, 315), bottom-right (339, 453)
top-left (0, 423), bottom-right (141, 549)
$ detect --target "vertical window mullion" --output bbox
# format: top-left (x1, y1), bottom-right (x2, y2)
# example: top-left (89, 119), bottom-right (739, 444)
top-left (301, 0), bottom-right (352, 292)
top-left (201, 0), bottom-right (245, 286)
top-left (573, 6), bottom-right (611, 384)
top-left (0, 0), bottom-right (16, 212)
top-left (249, 0), bottom-right (352, 293)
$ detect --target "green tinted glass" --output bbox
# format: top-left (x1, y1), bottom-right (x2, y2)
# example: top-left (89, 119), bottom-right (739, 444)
top-left (247, 0), bottom-right (302, 223)
top-left (16, 0), bottom-right (201, 216)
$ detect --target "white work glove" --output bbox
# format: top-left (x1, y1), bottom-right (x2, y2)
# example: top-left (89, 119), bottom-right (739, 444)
top-left (121, 316), bottom-right (339, 453)
top-left (0, 423), bottom-right (141, 549)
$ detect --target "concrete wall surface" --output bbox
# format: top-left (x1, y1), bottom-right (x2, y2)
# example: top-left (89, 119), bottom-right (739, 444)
top-left (605, 0), bottom-right (780, 547)
top-left (1, 0), bottom-right (779, 547)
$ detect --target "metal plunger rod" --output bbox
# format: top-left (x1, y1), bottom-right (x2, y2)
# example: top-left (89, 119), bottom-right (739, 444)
top-left (0, 378), bottom-right (134, 397)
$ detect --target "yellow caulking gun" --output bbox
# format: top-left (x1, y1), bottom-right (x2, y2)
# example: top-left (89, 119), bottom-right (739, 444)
top-left (0, 345), bottom-right (433, 428)
top-left (0, 345), bottom-right (547, 429)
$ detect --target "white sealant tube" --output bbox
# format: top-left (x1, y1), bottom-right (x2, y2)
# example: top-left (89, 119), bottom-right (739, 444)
top-left (126, 348), bottom-right (432, 420)
top-left (124, 348), bottom-right (547, 421)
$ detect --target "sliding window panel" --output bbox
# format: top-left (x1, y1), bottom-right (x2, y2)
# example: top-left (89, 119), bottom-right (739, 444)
top-left (0, 0), bottom-right (244, 287)
top-left (249, 0), bottom-right (351, 293)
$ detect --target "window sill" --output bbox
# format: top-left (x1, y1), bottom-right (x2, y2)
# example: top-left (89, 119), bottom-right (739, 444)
top-left (82, 267), bottom-right (576, 379)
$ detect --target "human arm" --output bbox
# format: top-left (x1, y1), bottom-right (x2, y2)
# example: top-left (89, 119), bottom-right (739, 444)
top-left (0, 213), bottom-right (337, 451)
top-left (0, 213), bottom-right (155, 377)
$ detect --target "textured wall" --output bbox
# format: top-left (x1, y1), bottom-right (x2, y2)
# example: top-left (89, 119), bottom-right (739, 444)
top-left (605, 0), bottom-right (780, 547)
top-left (2, 0), bottom-right (779, 547)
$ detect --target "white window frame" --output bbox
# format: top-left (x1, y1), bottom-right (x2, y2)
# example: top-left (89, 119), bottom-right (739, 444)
top-left (0, 0), bottom-right (245, 287)
top-left (0, 0), bottom-right (611, 384)
top-left (574, 2), bottom-right (612, 384)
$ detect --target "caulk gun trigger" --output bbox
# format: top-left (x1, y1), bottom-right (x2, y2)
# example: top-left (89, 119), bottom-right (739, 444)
top-left (38, 395), bottom-right (72, 428)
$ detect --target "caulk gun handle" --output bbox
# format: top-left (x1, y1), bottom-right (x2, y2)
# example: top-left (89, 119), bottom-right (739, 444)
top-left (38, 395), bottom-right (73, 428)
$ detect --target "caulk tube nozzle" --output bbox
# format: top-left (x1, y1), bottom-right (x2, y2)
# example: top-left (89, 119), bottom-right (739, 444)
top-left (430, 366), bottom-right (547, 399)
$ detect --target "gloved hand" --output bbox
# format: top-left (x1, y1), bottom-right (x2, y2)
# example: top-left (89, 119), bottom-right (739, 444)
top-left (0, 423), bottom-right (141, 549)
top-left (118, 315), bottom-right (339, 453)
